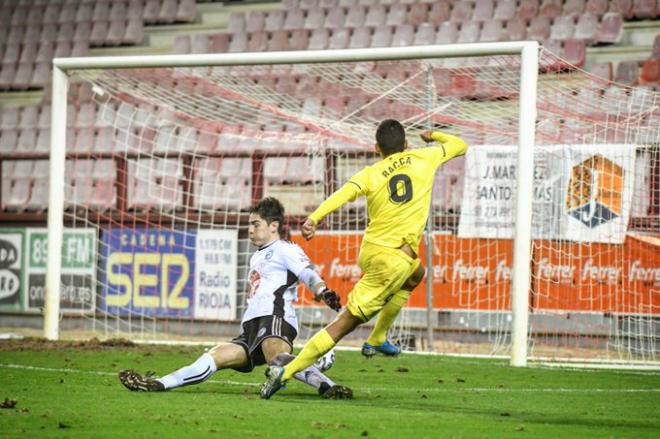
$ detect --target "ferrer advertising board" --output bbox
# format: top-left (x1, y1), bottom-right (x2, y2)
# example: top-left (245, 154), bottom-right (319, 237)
top-left (100, 228), bottom-right (237, 320)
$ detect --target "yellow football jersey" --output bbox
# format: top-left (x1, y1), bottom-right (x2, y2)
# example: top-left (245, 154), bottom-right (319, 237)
top-left (308, 131), bottom-right (467, 255)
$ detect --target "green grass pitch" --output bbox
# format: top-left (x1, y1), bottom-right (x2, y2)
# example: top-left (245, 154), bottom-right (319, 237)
top-left (1, 340), bottom-right (659, 438)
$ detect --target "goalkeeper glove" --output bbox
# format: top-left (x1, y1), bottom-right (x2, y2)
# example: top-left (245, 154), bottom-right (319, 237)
top-left (316, 288), bottom-right (341, 312)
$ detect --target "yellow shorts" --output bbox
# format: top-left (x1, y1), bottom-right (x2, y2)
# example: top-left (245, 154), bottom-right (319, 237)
top-left (346, 241), bottom-right (420, 322)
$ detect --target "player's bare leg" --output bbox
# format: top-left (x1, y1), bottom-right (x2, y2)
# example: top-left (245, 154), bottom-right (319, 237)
top-left (262, 338), bottom-right (352, 399)
top-left (363, 263), bottom-right (426, 358)
top-left (119, 343), bottom-right (248, 392)
top-left (262, 310), bottom-right (362, 399)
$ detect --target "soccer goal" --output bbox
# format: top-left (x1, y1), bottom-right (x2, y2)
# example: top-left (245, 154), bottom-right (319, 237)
top-left (44, 42), bottom-right (659, 367)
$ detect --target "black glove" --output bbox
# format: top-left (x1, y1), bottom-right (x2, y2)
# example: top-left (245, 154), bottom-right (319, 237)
top-left (318, 288), bottom-right (341, 312)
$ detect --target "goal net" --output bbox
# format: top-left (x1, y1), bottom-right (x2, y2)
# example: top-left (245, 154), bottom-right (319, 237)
top-left (45, 44), bottom-right (659, 365)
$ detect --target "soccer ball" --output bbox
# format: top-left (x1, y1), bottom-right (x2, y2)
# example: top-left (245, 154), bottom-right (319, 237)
top-left (315, 349), bottom-right (336, 372)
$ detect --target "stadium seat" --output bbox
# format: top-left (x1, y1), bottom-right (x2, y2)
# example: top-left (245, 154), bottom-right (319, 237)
top-left (176, 0), bottom-right (197, 23)
top-left (13, 63), bottom-right (34, 90)
top-left (71, 127), bottom-right (94, 153)
top-left (588, 61), bottom-right (613, 81)
top-left (328, 28), bottom-right (350, 49)
top-left (267, 30), bottom-right (289, 51)
top-left (18, 106), bottom-right (38, 129)
top-left (308, 28), bottom-right (330, 49)
top-left (325, 7), bottom-right (346, 28)
top-left (43, 4), bottom-right (60, 23)
top-left (586, 0), bottom-right (609, 15)
top-left (612, 0), bottom-right (634, 19)
top-left (143, 0), bottom-right (161, 24)
top-left (550, 15), bottom-right (575, 41)
top-left (106, 21), bottom-right (126, 46)
top-left (564, 0), bottom-right (586, 15)
top-left (40, 24), bottom-right (58, 43)
top-left (408, 3), bottom-right (428, 25)
top-left (3, 44), bottom-right (20, 64)
top-left (615, 60), bottom-right (640, 85)
top-left (414, 23), bottom-right (436, 45)
top-left (574, 12), bottom-right (599, 41)
top-left (209, 33), bottom-right (230, 52)
top-left (364, 5), bottom-right (387, 27)
top-left (0, 129), bottom-right (18, 154)
top-left (473, 0), bottom-right (494, 21)
top-left (26, 179), bottom-right (49, 212)
top-left (392, 24), bottom-right (414, 47)
top-left (632, 0), bottom-right (656, 19)
top-left (0, 65), bottom-right (16, 90)
top-left (229, 33), bottom-right (248, 52)
top-left (289, 29), bottom-right (309, 50)
top-left (158, 0), bottom-right (178, 23)
top-left (386, 3), bottom-right (407, 26)
top-left (264, 11), bottom-right (286, 32)
top-left (596, 12), bottom-right (623, 44)
top-left (246, 11), bottom-right (266, 32)
top-left (305, 8), bottom-right (326, 29)
top-left (173, 35), bottom-right (191, 54)
top-left (248, 31), bottom-right (269, 52)
top-left (436, 22), bottom-right (458, 44)
top-left (540, 0), bottom-right (563, 18)
top-left (518, 0), bottom-right (540, 20)
top-left (653, 35), bottom-right (660, 59)
top-left (493, 0), bottom-right (516, 20)
top-left (458, 22), bottom-right (481, 44)
top-left (450, 2), bottom-right (473, 22)
top-left (528, 16), bottom-right (551, 41)
top-left (345, 5), bottom-right (366, 27)
top-left (123, 19), bottom-right (144, 45)
top-left (92, 2), bottom-right (111, 22)
top-left (228, 13), bottom-right (245, 34)
top-left (480, 20), bottom-right (506, 42)
top-left (18, 43), bottom-right (37, 65)
top-left (371, 26), bottom-right (392, 48)
top-left (94, 127), bottom-right (115, 153)
top-left (639, 59), bottom-right (660, 85)
top-left (7, 26), bottom-right (25, 45)
top-left (17, 128), bottom-right (37, 152)
top-left (1, 107), bottom-right (20, 130)
top-left (4, 179), bottom-right (31, 212)
top-left (284, 9), bottom-right (305, 30)
top-left (428, 1), bottom-right (451, 22)
top-left (90, 21), bottom-right (109, 46)
top-left (73, 22), bottom-right (92, 42)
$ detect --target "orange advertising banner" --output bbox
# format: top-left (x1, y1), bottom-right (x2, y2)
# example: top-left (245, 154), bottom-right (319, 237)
top-left (292, 233), bottom-right (659, 315)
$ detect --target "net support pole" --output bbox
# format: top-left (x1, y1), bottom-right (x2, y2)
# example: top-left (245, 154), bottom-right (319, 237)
top-left (510, 42), bottom-right (539, 367)
top-left (424, 66), bottom-right (435, 351)
top-left (44, 66), bottom-right (69, 340)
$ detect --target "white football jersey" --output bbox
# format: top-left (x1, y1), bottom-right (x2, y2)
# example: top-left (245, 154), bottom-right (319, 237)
top-left (242, 239), bottom-right (312, 331)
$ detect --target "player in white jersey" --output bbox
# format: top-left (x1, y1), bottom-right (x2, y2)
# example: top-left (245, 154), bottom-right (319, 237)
top-left (119, 197), bottom-right (352, 399)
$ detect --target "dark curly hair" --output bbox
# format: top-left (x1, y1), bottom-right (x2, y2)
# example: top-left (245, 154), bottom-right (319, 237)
top-left (376, 119), bottom-right (406, 157)
top-left (250, 197), bottom-right (285, 235)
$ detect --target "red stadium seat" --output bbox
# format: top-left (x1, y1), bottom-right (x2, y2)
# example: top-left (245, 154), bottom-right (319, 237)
top-left (563, 39), bottom-right (586, 68)
top-left (550, 15), bottom-right (575, 41)
top-left (506, 17), bottom-right (527, 40)
top-left (586, 0), bottom-right (609, 15)
top-left (248, 31), bottom-right (269, 52)
top-left (349, 27), bottom-right (371, 48)
top-left (493, 0), bottom-right (516, 20)
top-left (305, 8), bottom-right (326, 29)
top-left (473, 0), bottom-right (494, 21)
top-left (159, 0), bottom-right (178, 24)
top-left (0, 129), bottom-right (18, 154)
top-left (540, 0), bottom-right (563, 18)
top-left (528, 16), bottom-right (551, 41)
top-left (632, 0), bottom-right (656, 19)
top-left (392, 24), bottom-right (414, 47)
top-left (428, 1), bottom-right (450, 22)
top-left (450, 2), bottom-right (473, 22)
top-left (596, 12), bottom-right (623, 44)
top-left (269, 30), bottom-right (290, 51)
top-left (289, 29), bottom-right (309, 50)
top-left (328, 28), bottom-right (350, 49)
top-left (58, 4), bottom-right (77, 23)
top-left (518, 0), bottom-right (540, 20)
top-left (364, 5), bottom-right (387, 27)
top-left (325, 7), bottom-right (346, 28)
top-left (123, 19), bottom-right (144, 45)
top-left (564, 0), bottom-right (586, 15)
top-left (408, 3), bottom-right (428, 26)
top-left (143, 0), bottom-right (161, 24)
top-left (284, 9), bottom-right (305, 30)
top-left (90, 21), bottom-right (109, 46)
top-left (574, 12), bottom-right (599, 41)
top-left (228, 13), bottom-right (246, 34)
top-left (414, 23), bottom-right (436, 45)
top-left (18, 106), bottom-right (38, 129)
top-left (386, 3), bottom-right (407, 26)
top-left (229, 33), bottom-right (248, 52)
top-left (612, 0), bottom-right (634, 19)
top-left (0, 65), bottom-right (17, 90)
top-left (370, 26), bottom-right (392, 48)
top-left (4, 179), bottom-right (31, 212)
top-left (345, 5), bottom-right (366, 27)
top-left (589, 62), bottom-right (613, 81)
top-left (457, 22), bottom-right (481, 44)
top-left (44, 4), bottom-right (60, 23)
top-left (480, 20), bottom-right (506, 42)
top-left (308, 28), bottom-right (330, 49)
top-left (109, 2), bottom-right (128, 21)
top-left (26, 179), bottom-right (49, 211)
top-left (209, 33), bottom-right (230, 52)
top-left (639, 59), bottom-right (660, 84)
top-left (174, 35), bottom-right (191, 54)
top-left (436, 22), bottom-right (458, 44)
top-left (615, 60), bottom-right (640, 85)
top-left (246, 11), bottom-right (266, 32)
top-left (106, 20), bottom-right (127, 46)
top-left (40, 24), bottom-right (58, 42)
top-left (7, 26), bottom-right (25, 45)
top-left (37, 105), bottom-right (51, 129)
top-left (74, 21), bottom-right (92, 42)
top-left (3, 44), bottom-right (20, 64)
top-left (72, 127), bottom-right (95, 153)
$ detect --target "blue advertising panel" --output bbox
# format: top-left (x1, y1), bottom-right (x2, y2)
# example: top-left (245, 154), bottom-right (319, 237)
top-left (100, 228), bottom-right (197, 318)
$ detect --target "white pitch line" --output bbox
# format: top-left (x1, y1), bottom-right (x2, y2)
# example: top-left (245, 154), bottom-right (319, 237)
top-left (2, 363), bottom-right (658, 394)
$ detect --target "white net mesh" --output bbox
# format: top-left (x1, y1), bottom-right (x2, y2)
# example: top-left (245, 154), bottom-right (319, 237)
top-left (54, 47), bottom-right (659, 363)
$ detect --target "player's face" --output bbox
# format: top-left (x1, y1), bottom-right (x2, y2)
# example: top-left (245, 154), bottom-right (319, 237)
top-left (248, 213), bottom-right (279, 247)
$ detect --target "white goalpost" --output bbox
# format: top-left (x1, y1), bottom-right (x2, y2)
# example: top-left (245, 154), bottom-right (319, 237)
top-left (43, 42), bottom-right (659, 367)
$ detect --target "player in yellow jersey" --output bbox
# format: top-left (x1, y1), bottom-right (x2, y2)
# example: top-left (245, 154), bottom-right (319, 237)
top-left (261, 119), bottom-right (467, 399)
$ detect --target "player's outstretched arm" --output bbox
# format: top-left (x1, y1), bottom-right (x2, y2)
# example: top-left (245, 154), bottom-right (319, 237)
top-left (305, 180), bottom-right (362, 238)
top-left (420, 130), bottom-right (468, 158)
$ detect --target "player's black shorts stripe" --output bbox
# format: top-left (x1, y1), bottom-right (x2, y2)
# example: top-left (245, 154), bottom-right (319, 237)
top-left (183, 366), bottom-right (211, 382)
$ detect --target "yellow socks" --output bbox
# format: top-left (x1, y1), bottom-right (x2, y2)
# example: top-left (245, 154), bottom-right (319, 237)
top-left (366, 291), bottom-right (410, 346)
top-left (283, 329), bottom-right (336, 382)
